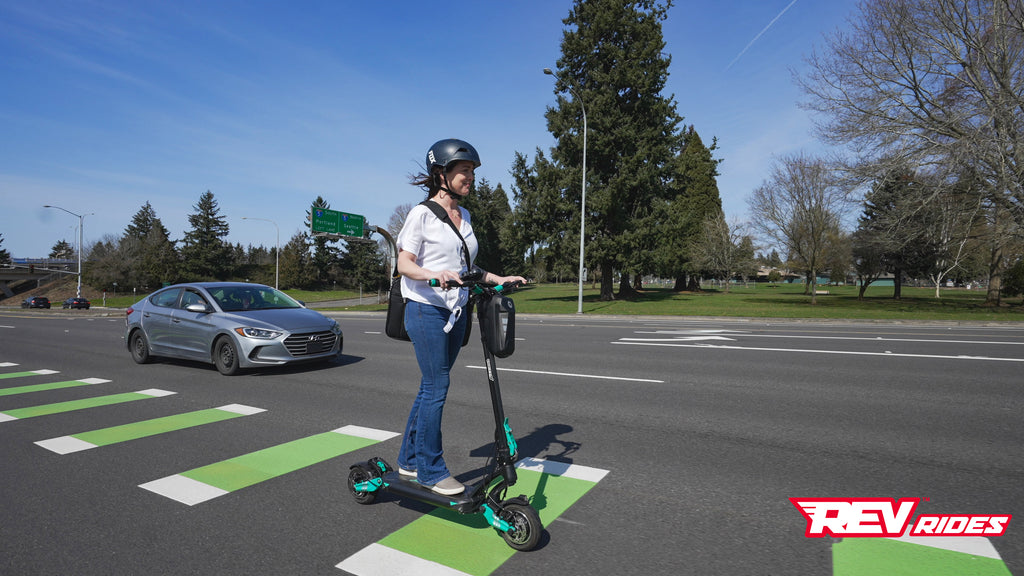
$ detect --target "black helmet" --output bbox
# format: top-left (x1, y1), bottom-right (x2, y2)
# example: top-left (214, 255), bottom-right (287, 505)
top-left (426, 139), bottom-right (481, 172)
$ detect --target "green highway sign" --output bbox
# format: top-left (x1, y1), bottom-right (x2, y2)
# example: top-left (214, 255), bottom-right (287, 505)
top-left (311, 207), bottom-right (365, 237)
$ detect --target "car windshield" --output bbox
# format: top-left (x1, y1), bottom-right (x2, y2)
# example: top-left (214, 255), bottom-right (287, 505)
top-left (208, 286), bottom-right (302, 312)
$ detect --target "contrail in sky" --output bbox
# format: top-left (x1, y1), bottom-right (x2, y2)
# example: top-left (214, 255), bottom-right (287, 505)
top-left (725, 0), bottom-right (799, 71)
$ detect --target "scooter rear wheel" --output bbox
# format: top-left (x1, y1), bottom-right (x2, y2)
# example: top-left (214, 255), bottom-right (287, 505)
top-left (347, 466), bottom-right (378, 505)
top-left (499, 503), bottom-right (542, 551)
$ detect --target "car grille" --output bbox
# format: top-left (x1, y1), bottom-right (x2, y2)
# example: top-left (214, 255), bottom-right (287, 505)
top-left (284, 331), bottom-right (337, 356)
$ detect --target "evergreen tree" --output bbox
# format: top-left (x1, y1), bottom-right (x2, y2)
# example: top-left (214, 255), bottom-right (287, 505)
top-left (857, 169), bottom-right (936, 299)
top-left (278, 231), bottom-right (315, 289)
top-left (122, 202), bottom-right (178, 289)
top-left (510, 149), bottom-right (570, 282)
top-left (340, 240), bottom-right (386, 292)
top-left (656, 126), bottom-right (723, 291)
top-left (50, 240), bottom-right (74, 260)
top-left (542, 0), bottom-right (684, 300)
top-left (459, 177), bottom-right (522, 275)
top-left (179, 191), bottom-right (232, 281)
top-left (0, 233), bottom-right (10, 264)
top-left (307, 196), bottom-right (340, 285)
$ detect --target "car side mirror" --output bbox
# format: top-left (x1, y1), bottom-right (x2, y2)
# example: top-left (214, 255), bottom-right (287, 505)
top-left (185, 303), bottom-right (211, 314)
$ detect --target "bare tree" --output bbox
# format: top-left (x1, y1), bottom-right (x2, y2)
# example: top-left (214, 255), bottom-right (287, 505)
top-left (689, 214), bottom-right (757, 293)
top-left (386, 202), bottom-right (415, 240)
top-left (798, 0), bottom-right (1024, 303)
top-left (919, 174), bottom-right (986, 297)
top-left (747, 153), bottom-right (848, 304)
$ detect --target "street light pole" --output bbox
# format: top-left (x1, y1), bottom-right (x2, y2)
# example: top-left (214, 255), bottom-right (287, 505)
top-left (43, 205), bottom-right (92, 298)
top-left (544, 67), bottom-right (587, 314)
top-left (242, 217), bottom-right (279, 289)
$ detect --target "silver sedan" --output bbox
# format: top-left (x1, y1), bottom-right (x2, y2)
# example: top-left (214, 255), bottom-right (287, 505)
top-left (125, 282), bottom-right (342, 375)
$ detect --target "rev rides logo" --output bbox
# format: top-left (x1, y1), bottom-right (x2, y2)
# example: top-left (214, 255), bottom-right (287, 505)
top-left (790, 498), bottom-right (1012, 537)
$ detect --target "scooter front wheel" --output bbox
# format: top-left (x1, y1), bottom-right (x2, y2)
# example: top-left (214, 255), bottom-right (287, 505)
top-left (347, 466), bottom-right (378, 505)
top-left (499, 503), bottom-right (542, 551)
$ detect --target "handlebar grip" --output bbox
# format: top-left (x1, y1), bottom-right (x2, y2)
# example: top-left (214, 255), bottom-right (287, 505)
top-left (429, 278), bottom-right (463, 289)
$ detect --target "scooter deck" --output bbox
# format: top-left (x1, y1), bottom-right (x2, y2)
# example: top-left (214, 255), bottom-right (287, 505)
top-left (381, 471), bottom-right (483, 512)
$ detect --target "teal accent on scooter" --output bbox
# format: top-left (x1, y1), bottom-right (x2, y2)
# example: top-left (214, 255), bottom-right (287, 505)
top-left (503, 418), bottom-right (518, 457)
top-left (482, 503), bottom-right (512, 532)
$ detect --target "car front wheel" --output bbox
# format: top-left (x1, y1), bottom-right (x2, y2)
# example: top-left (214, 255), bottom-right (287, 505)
top-left (214, 336), bottom-right (241, 376)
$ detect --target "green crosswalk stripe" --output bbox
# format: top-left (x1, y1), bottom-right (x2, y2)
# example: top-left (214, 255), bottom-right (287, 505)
top-left (34, 405), bottom-right (265, 454)
top-left (834, 536), bottom-right (1012, 576)
top-left (139, 425), bottom-right (399, 505)
top-left (183, 430), bottom-right (381, 491)
top-left (0, 378), bottom-right (109, 397)
top-left (0, 389), bottom-right (174, 421)
top-left (0, 369), bottom-right (59, 380)
top-left (77, 407), bottom-right (245, 446)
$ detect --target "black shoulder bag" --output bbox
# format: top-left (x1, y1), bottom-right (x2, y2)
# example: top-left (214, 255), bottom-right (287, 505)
top-left (385, 201), bottom-right (475, 346)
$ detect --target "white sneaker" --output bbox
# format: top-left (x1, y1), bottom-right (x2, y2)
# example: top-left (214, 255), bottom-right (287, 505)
top-left (398, 467), bottom-right (417, 477)
top-left (429, 476), bottom-right (465, 496)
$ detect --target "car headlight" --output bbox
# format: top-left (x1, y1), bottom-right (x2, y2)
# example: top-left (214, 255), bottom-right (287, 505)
top-left (234, 327), bottom-right (283, 340)
top-left (328, 319), bottom-right (342, 334)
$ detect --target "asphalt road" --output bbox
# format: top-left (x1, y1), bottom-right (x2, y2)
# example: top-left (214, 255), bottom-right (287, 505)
top-left (1, 309), bottom-right (1021, 575)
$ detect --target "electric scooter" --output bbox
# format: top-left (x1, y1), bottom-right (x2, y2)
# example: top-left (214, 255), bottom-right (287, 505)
top-left (346, 274), bottom-right (543, 551)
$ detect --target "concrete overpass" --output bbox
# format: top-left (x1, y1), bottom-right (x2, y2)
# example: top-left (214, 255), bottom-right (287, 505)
top-left (0, 261), bottom-right (77, 298)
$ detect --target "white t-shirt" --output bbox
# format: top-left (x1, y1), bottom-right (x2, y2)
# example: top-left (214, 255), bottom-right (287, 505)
top-left (396, 202), bottom-right (479, 313)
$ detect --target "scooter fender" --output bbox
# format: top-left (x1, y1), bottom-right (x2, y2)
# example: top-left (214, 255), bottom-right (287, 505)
top-left (350, 460), bottom-right (387, 493)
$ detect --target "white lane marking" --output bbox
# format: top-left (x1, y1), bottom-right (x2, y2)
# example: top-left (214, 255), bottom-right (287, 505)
top-left (0, 362), bottom-right (17, 366)
top-left (139, 475), bottom-right (228, 506)
top-left (31, 369), bottom-right (59, 375)
top-left (333, 425), bottom-right (400, 442)
top-left (216, 404), bottom-right (266, 415)
top-left (0, 413), bottom-right (19, 422)
top-left (613, 341), bottom-right (1024, 362)
top-left (35, 436), bottom-right (98, 454)
top-left (465, 365), bottom-right (664, 383)
top-left (619, 336), bottom-right (735, 342)
top-left (886, 532), bottom-right (1003, 560)
top-left (77, 378), bottom-right (111, 385)
top-left (137, 389), bottom-right (176, 397)
top-left (636, 329), bottom-right (1024, 346)
top-left (516, 457), bottom-right (609, 483)
top-left (337, 543), bottom-right (471, 576)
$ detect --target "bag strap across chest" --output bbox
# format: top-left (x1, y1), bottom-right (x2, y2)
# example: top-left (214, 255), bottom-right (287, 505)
top-left (419, 200), bottom-right (472, 271)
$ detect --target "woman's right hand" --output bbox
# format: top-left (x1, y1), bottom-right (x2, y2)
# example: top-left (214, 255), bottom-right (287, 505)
top-left (430, 269), bottom-right (464, 290)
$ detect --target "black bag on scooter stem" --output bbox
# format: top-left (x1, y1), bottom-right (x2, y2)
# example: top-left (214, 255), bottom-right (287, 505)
top-left (479, 293), bottom-right (515, 358)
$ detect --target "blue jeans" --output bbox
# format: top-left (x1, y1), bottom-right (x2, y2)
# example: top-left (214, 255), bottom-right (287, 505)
top-left (397, 300), bottom-right (467, 485)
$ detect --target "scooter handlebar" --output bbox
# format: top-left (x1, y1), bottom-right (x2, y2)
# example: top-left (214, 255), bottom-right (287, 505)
top-left (429, 278), bottom-right (524, 293)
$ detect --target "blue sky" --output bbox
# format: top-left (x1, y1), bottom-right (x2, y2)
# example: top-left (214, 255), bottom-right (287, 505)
top-left (0, 0), bottom-right (857, 259)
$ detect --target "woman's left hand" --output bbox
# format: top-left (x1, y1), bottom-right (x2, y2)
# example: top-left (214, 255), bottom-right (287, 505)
top-left (496, 275), bottom-right (527, 286)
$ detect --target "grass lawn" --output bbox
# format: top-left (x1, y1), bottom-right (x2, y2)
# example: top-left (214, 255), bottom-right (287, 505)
top-left (326, 282), bottom-right (1024, 322)
top-left (38, 278), bottom-right (1024, 322)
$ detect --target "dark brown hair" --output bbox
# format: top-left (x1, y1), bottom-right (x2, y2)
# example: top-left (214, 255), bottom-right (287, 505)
top-left (410, 165), bottom-right (449, 199)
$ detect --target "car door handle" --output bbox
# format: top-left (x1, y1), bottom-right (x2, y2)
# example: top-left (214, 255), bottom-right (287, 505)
top-left (172, 318), bottom-right (181, 323)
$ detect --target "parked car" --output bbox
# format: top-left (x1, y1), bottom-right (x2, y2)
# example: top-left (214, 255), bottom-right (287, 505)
top-left (62, 297), bottom-right (91, 309)
top-left (125, 282), bottom-right (342, 375)
top-left (21, 296), bottom-right (50, 309)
